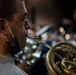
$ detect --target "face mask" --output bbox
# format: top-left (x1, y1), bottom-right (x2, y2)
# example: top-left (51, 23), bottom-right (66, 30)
top-left (4, 20), bottom-right (21, 56)
top-left (6, 38), bottom-right (21, 56)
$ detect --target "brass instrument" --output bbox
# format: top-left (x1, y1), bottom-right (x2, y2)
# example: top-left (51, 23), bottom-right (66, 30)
top-left (28, 34), bottom-right (76, 75)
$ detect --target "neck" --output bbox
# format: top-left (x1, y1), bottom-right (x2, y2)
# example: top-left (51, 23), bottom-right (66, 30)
top-left (0, 34), bottom-right (12, 56)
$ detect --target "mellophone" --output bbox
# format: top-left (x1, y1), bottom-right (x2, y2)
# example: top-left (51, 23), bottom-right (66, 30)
top-left (28, 34), bottom-right (76, 75)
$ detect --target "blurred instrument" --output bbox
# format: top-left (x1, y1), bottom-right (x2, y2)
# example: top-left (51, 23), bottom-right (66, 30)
top-left (14, 35), bottom-right (42, 70)
top-left (36, 25), bottom-right (52, 36)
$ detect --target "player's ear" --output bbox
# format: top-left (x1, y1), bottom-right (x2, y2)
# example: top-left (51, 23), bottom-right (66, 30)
top-left (0, 18), bottom-right (7, 36)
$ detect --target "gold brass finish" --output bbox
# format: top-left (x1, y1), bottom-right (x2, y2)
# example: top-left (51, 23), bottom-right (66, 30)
top-left (46, 42), bottom-right (76, 75)
top-left (28, 35), bottom-right (76, 75)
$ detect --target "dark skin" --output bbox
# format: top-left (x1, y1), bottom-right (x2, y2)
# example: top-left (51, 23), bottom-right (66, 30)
top-left (0, 0), bottom-right (30, 56)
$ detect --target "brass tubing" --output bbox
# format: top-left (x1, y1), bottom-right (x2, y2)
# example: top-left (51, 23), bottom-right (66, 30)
top-left (27, 34), bottom-right (76, 75)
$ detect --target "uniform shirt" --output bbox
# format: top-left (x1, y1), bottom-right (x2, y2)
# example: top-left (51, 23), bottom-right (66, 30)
top-left (0, 55), bottom-right (28, 75)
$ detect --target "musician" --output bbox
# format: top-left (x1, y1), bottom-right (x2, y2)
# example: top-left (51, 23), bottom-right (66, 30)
top-left (0, 0), bottom-right (30, 75)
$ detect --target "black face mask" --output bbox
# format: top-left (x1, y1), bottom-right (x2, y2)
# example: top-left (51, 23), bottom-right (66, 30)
top-left (6, 38), bottom-right (21, 56)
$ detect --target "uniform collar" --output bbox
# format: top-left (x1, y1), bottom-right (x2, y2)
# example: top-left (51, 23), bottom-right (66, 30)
top-left (0, 55), bottom-right (14, 64)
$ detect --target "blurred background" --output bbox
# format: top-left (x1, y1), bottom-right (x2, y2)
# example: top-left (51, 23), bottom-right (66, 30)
top-left (15, 0), bottom-right (76, 75)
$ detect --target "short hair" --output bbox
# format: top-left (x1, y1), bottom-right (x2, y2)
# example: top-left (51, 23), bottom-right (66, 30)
top-left (0, 0), bottom-right (17, 20)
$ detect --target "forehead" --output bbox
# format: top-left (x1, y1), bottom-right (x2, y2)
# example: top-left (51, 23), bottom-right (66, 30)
top-left (17, 0), bottom-right (27, 11)
top-left (13, 0), bottom-right (27, 18)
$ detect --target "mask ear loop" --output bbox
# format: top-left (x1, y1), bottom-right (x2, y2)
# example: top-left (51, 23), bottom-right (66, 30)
top-left (1, 19), bottom-right (21, 55)
top-left (0, 18), bottom-right (9, 42)
top-left (2, 34), bottom-right (9, 41)
top-left (5, 20), bottom-right (14, 39)
top-left (4, 20), bottom-right (15, 46)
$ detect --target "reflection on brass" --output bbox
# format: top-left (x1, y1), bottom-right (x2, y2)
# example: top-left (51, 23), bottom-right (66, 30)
top-left (28, 34), bottom-right (76, 75)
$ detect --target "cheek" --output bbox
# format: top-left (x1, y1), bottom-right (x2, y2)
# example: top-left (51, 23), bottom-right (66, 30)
top-left (13, 27), bottom-right (26, 47)
top-left (11, 23), bottom-right (27, 47)
top-left (18, 35), bottom-right (26, 49)
top-left (12, 24), bottom-right (24, 37)
top-left (13, 28), bottom-right (25, 40)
